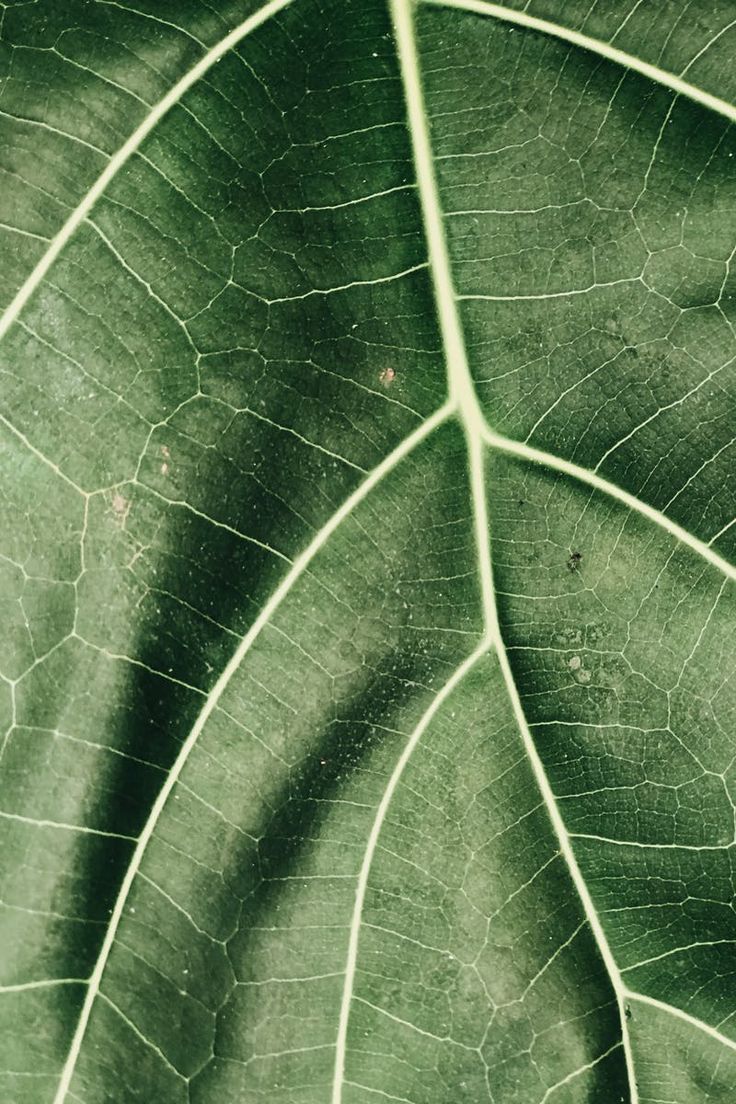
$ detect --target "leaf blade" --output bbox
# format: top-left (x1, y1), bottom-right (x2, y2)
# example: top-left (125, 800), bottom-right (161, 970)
top-left (1, 1), bottom-right (735, 1101)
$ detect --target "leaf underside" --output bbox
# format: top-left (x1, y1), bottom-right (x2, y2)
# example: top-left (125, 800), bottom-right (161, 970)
top-left (1, 1), bottom-right (735, 1102)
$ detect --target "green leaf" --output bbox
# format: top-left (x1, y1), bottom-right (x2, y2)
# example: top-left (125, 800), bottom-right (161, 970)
top-left (1, 1), bottom-right (735, 1102)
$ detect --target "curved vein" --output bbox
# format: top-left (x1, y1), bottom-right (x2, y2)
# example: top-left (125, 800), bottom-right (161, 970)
top-left (423, 0), bottom-right (736, 123)
top-left (390, 0), bottom-right (639, 1096)
top-left (413, 0), bottom-right (736, 579)
top-left (481, 425), bottom-right (736, 582)
top-left (470, 430), bottom-right (640, 1100)
top-left (17, 0), bottom-right (734, 1095)
top-left (331, 638), bottom-right (490, 1104)
top-left (624, 990), bottom-right (736, 1054)
top-left (390, 0), bottom-right (735, 588)
top-left (0, 0), bottom-right (296, 347)
top-left (51, 400), bottom-right (453, 1104)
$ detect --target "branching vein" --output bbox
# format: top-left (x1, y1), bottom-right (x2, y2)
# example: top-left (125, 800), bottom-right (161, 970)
top-left (425, 0), bottom-right (736, 125)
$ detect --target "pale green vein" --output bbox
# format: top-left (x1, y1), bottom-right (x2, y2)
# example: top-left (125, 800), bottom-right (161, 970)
top-left (0, 978), bottom-right (86, 995)
top-left (424, 0), bottom-right (736, 124)
top-left (624, 990), bottom-right (736, 1054)
top-left (138, 483), bottom-right (293, 561)
top-left (540, 1042), bottom-right (622, 1104)
top-left (51, 399), bottom-right (453, 1104)
top-left (266, 263), bottom-right (429, 303)
top-left (389, 1), bottom-right (640, 1099)
top-left (0, 809), bottom-right (135, 841)
top-left (481, 426), bottom-right (736, 583)
top-left (331, 637), bottom-right (491, 1104)
top-left (0, 413), bottom-right (87, 497)
top-left (0, 0), bottom-right (297, 349)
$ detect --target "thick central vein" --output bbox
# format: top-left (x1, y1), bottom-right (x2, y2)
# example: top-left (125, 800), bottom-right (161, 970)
top-left (13, 0), bottom-right (734, 1098)
top-left (369, 3), bottom-right (642, 1103)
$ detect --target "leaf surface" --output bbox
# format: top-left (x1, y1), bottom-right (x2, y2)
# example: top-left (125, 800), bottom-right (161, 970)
top-left (1, 2), bottom-right (735, 1102)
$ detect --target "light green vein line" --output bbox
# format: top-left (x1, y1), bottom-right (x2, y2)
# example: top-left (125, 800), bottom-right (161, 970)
top-left (331, 637), bottom-right (491, 1104)
top-left (424, 0), bottom-right (736, 123)
top-left (388, 0), bottom-right (484, 438)
top-left (389, 0), bottom-right (641, 1098)
top-left (0, 978), bottom-right (86, 995)
top-left (481, 427), bottom-right (736, 582)
top-left (0, 0), bottom-right (297, 348)
top-left (0, 413), bottom-right (86, 496)
top-left (0, 810), bottom-right (135, 841)
top-left (624, 990), bottom-right (736, 1054)
top-left (51, 399), bottom-right (453, 1104)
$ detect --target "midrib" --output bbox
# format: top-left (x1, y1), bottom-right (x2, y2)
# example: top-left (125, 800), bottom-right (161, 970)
top-left (5, 0), bottom-right (731, 1097)
top-left (0, 0), bottom-right (732, 583)
top-left (376, 4), bottom-right (640, 1104)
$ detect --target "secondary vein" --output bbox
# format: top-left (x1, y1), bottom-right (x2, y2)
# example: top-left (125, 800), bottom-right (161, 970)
top-left (388, 1), bottom-right (641, 1099)
top-left (0, 0), bottom-right (298, 349)
top-left (51, 397), bottom-right (454, 1104)
top-left (481, 426), bottom-right (736, 583)
top-left (330, 639), bottom-right (491, 1104)
top-left (424, 0), bottom-right (736, 125)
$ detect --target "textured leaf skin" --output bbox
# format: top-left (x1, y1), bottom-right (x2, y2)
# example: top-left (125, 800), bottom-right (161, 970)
top-left (0, 1), bottom-right (735, 1102)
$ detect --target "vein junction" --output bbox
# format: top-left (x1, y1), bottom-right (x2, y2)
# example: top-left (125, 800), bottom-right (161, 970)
top-left (1, 0), bottom-right (734, 1100)
top-left (372, 2), bottom-right (729, 1101)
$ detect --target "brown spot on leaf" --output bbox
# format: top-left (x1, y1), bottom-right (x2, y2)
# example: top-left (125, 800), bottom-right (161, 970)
top-left (110, 491), bottom-right (130, 528)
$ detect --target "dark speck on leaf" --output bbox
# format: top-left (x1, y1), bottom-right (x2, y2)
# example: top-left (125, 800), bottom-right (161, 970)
top-left (567, 550), bottom-right (582, 571)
